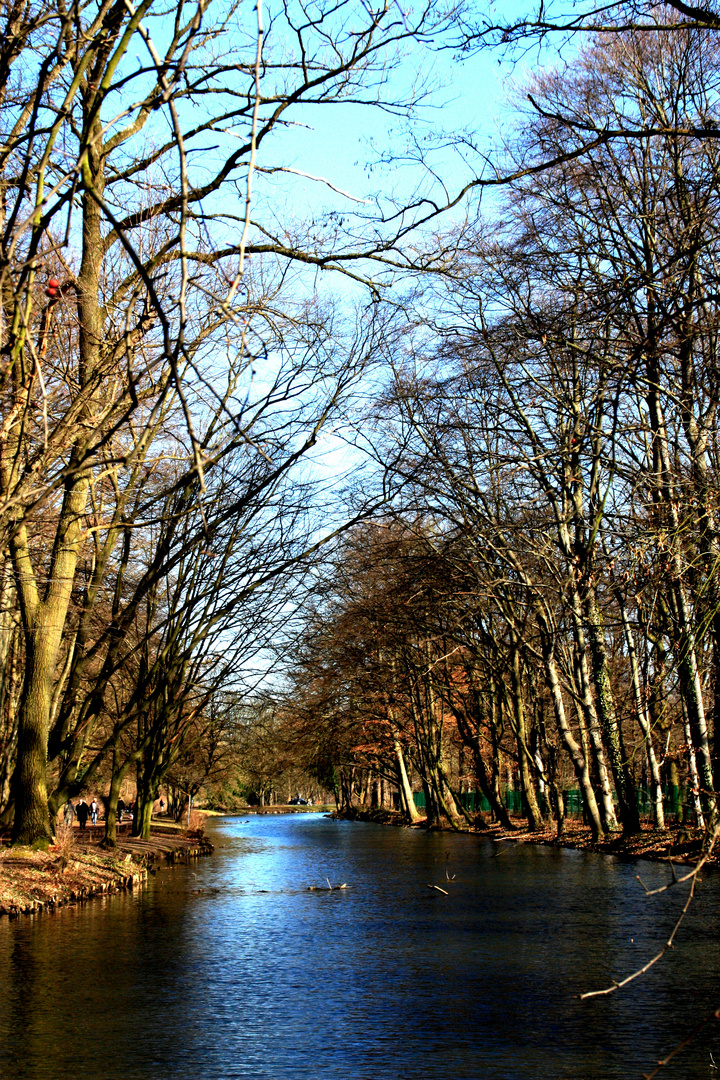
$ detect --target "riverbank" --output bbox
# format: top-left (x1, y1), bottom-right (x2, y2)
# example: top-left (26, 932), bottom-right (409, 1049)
top-left (229, 803), bottom-right (334, 815)
top-left (333, 808), bottom-right (717, 867)
top-left (0, 822), bottom-right (213, 917)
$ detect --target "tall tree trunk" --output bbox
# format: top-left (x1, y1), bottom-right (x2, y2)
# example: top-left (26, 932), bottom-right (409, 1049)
top-left (453, 694), bottom-right (515, 829)
top-left (583, 588), bottom-right (640, 835)
top-left (644, 281), bottom-right (716, 825)
top-left (569, 605), bottom-right (619, 832)
top-left (538, 613), bottom-right (604, 840)
top-left (394, 738), bottom-right (421, 823)
top-left (680, 695), bottom-right (705, 828)
top-left (508, 643), bottom-right (544, 830)
top-left (11, 498), bottom-right (89, 846)
top-left (671, 583), bottom-right (714, 818)
top-left (102, 746), bottom-right (127, 849)
top-left (9, 89), bottom-right (105, 844)
top-left (614, 587), bottom-right (664, 828)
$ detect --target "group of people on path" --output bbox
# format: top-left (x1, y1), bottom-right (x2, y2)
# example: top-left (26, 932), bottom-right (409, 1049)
top-left (62, 796), bottom-right (135, 830)
top-left (60, 794), bottom-right (162, 832)
top-left (63, 797), bottom-right (99, 829)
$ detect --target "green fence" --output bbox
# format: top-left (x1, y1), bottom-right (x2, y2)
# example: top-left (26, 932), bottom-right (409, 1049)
top-left (413, 788), bottom-right (524, 813)
top-left (560, 785), bottom-right (688, 819)
top-left (413, 789), bottom-right (522, 812)
top-left (413, 784), bottom-right (689, 818)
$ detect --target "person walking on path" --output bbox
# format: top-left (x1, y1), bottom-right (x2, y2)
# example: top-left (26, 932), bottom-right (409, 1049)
top-left (90, 798), bottom-right (98, 826)
top-left (63, 800), bottom-right (74, 828)
top-left (76, 799), bottom-right (89, 830)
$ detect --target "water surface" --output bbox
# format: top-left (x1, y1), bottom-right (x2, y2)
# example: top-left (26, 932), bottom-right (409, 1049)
top-left (1, 814), bottom-right (719, 1079)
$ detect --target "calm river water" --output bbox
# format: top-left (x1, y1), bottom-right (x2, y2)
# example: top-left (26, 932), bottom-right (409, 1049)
top-left (1, 814), bottom-right (720, 1079)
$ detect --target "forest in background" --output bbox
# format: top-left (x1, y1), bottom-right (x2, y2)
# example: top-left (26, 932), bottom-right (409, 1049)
top-left (278, 16), bottom-right (720, 841)
top-left (1, 0), bottom-right (720, 846)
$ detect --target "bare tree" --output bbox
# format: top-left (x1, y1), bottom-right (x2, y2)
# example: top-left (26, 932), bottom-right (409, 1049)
top-left (0, 0), bottom-right (461, 844)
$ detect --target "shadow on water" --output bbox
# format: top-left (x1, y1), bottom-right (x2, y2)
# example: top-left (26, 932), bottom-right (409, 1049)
top-left (1, 814), bottom-right (720, 1079)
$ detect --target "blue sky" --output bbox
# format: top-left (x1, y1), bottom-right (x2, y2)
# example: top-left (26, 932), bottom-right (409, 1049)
top-left (252, 4), bottom-right (543, 243)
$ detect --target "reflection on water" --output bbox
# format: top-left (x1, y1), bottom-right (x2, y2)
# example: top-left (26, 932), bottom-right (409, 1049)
top-left (1, 815), bottom-right (719, 1079)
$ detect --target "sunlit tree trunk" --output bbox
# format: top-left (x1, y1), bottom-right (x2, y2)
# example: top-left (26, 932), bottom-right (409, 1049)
top-left (583, 588), bottom-right (640, 835)
top-left (508, 642), bottom-right (544, 830)
top-left (537, 614), bottom-right (604, 840)
top-left (394, 738), bottom-right (421, 823)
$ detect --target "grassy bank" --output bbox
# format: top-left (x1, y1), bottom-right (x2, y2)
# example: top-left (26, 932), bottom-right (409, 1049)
top-left (0, 822), bottom-right (213, 918)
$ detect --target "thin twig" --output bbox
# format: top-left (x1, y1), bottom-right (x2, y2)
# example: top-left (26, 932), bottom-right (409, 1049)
top-left (225, 0), bottom-right (263, 308)
top-left (125, 0), bottom-right (208, 493)
top-left (580, 826), bottom-right (719, 1001)
top-left (642, 1008), bottom-right (720, 1080)
top-left (256, 166), bottom-right (368, 203)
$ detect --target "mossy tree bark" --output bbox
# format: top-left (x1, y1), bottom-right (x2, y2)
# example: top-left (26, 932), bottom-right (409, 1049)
top-left (9, 51), bottom-right (107, 844)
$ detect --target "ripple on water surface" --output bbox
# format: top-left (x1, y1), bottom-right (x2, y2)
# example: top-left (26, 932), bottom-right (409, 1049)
top-left (1, 814), bottom-right (719, 1079)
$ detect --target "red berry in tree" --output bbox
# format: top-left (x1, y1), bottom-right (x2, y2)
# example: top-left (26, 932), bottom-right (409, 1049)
top-left (48, 278), bottom-right (60, 288)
